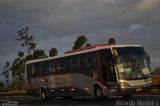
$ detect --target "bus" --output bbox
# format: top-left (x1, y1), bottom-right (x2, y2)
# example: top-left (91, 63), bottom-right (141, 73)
top-left (25, 44), bottom-right (152, 100)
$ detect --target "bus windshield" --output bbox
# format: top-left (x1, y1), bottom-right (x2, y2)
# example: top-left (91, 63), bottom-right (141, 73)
top-left (113, 47), bottom-right (151, 80)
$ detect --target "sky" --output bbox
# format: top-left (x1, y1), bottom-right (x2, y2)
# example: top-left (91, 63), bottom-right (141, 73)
top-left (0, 0), bottom-right (160, 81)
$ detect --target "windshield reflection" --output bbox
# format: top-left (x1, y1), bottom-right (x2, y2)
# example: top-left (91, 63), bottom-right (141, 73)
top-left (116, 55), bottom-right (151, 80)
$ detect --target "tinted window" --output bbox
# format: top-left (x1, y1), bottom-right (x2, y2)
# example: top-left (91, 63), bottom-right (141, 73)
top-left (79, 51), bottom-right (97, 72)
top-left (42, 61), bottom-right (49, 74)
top-left (70, 56), bottom-right (79, 71)
top-left (55, 58), bottom-right (68, 72)
top-left (79, 54), bottom-right (86, 70)
top-left (35, 63), bottom-right (39, 75)
top-left (113, 47), bottom-right (145, 55)
top-left (26, 64), bottom-right (32, 77)
top-left (61, 58), bottom-right (69, 71)
top-left (48, 60), bottom-right (56, 73)
top-left (85, 52), bottom-right (97, 68)
top-left (31, 64), bottom-right (35, 76)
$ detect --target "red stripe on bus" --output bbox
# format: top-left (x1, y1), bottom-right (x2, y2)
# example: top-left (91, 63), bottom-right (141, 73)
top-left (64, 44), bottom-right (111, 54)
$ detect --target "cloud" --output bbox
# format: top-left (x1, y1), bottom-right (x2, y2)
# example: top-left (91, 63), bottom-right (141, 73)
top-left (135, 0), bottom-right (159, 11)
top-left (130, 24), bottom-right (145, 31)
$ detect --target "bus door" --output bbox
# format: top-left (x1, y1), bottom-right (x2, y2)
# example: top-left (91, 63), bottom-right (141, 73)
top-left (99, 49), bottom-right (118, 95)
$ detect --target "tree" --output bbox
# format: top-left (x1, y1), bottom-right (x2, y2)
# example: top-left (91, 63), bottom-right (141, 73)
top-left (18, 51), bottom-right (24, 58)
top-left (108, 38), bottom-right (116, 45)
top-left (2, 61), bottom-right (11, 87)
top-left (11, 51), bottom-right (25, 88)
top-left (6, 27), bottom-right (49, 90)
top-left (0, 82), bottom-right (4, 90)
top-left (17, 27), bottom-right (36, 54)
top-left (72, 35), bottom-right (87, 50)
top-left (32, 49), bottom-right (48, 59)
top-left (49, 48), bottom-right (57, 57)
top-left (13, 27), bottom-right (37, 89)
top-left (25, 54), bottom-right (33, 61)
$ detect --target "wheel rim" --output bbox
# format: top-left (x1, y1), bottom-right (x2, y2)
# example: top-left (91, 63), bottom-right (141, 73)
top-left (96, 89), bottom-right (102, 98)
top-left (42, 91), bottom-right (46, 99)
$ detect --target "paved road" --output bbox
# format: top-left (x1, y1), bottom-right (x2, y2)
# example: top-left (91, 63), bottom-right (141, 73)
top-left (1, 96), bottom-right (160, 106)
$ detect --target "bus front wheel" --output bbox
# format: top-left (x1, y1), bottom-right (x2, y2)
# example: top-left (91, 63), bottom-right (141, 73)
top-left (41, 89), bottom-right (48, 101)
top-left (94, 86), bottom-right (103, 99)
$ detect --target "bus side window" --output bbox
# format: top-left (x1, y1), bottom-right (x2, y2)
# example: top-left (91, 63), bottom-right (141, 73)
top-left (37, 62), bottom-right (49, 75)
top-left (35, 63), bottom-right (39, 75)
top-left (49, 60), bottom-right (56, 73)
top-left (43, 62), bottom-right (49, 75)
top-left (55, 59), bottom-right (62, 72)
top-left (59, 58), bottom-right (68, 72)
top-left (70, 56), bottom-right (79, 71)
top-left (63, 57), bottom-right (69, 72)
top-left (31, 64), bottom-right (36, 76)
top-left (54, 58), bottom-right (67, 72)
top-left (76, 52), bottom-right (97, 76)
top-left (79, 54), bottom-right (86, 71)
top-left (39, 62), bottom-right (43, 75)
top-left (85, 52), bottom-right (97, 68)
top-left (26, 64), bottom-right (32, 78)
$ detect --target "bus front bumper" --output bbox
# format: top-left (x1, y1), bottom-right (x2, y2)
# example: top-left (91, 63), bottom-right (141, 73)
top-left (119, 83), bottom-right (152, 95)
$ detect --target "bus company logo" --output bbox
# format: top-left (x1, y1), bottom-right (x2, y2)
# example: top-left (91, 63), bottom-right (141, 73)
top-left (36, 77), bottom-right (48, 83)
top-left (55, 75), bottom-right (72, 81)
top-left (1, 100), bottom-right (18, 106)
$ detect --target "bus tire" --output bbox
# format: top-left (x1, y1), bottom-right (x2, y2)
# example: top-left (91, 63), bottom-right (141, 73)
top-left (94, 86), bottom-right (103, 99)
top-left (40, 88), bottom-right (48, 101)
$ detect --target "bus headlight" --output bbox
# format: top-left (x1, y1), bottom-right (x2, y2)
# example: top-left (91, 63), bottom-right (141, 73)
top-left (148, 78), bottom-right (152, 84)
top-left (120, 82), bottom-right (129, 86)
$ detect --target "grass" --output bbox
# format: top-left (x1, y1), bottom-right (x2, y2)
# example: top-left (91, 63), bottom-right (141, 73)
top-left (0, 89), bottom-right (27, 94)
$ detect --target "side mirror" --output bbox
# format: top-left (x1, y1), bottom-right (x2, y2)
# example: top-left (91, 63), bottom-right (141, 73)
top-left (146, 53), bottom-right (150, 65)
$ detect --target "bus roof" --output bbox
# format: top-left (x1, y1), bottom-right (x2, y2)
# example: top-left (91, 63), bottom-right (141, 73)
top-left (26, 44), bottom-right (142, 64)
top-left (64, 44), bottom-right (142, 54)
top-left (64, 44), bottom-right (111, 54)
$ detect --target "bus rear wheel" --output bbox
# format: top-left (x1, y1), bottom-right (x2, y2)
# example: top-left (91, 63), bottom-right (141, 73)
top-left (41, 89), bottom-right (48, 101)
top-left (94, 86), bottom-right (103, 99)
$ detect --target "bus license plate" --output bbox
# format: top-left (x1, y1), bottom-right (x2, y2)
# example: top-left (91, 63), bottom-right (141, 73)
top-left (136, 88), bottom-right (142, 92)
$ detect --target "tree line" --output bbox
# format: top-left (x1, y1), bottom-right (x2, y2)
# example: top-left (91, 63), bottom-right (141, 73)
top-left (0, 27), bottom-right (57, 89)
